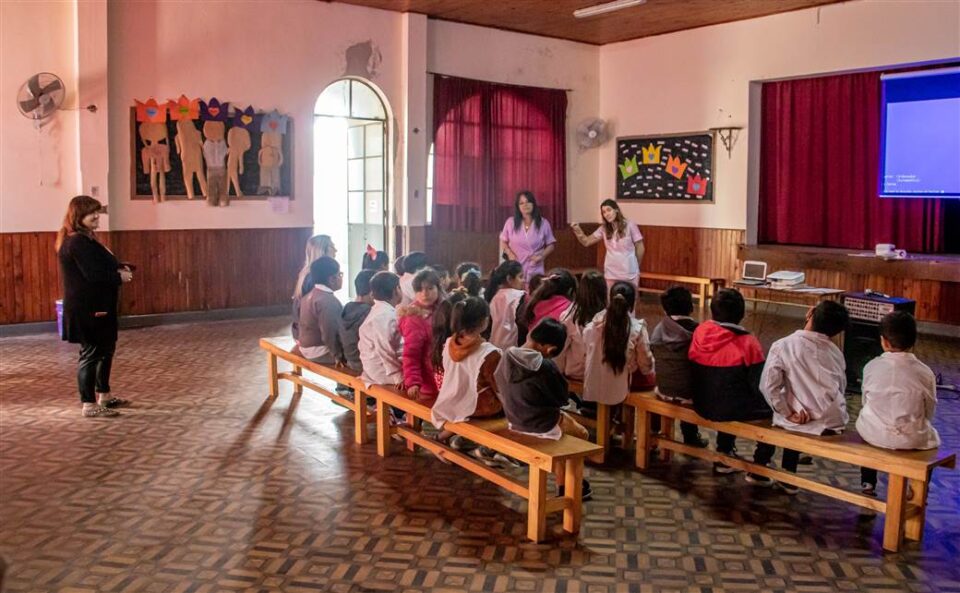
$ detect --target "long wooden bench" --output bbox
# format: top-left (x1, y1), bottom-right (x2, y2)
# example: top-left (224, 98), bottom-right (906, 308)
top-left (365, 383), bottom-right (602, 542)
top-left (624, 390), bottom-right (956, 552)
top-left (260, 337), bottom-right (372, 444)
top-left (637, 272), bottom-right (725, 314)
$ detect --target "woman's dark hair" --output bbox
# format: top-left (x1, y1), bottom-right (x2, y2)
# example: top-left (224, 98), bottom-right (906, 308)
top-left (393, 255), bottom-right (407, 275)
top-left (370, 271), bottom-right (401, 301)
top-left (432, 292), bottom-right (468, 369)
top-left (600, 198), bottom-right (627, 240)
top-left (413, 268), bottom-right (442, 293)
top-left (404, 251), bottom-right (428, 274)
top-left (710, 288), bottom-right (745, 324)
top-left (512, 191), bottom-right (543, 231)
top-left (485, 260), bottom-right (523, 303)
top-left (524, 268), bottom-right (577, 323)
top-left (309, 256), bottom-right (340, 288)
top-left (571, 270), bottom-right (607, 327)
top-left (362, 249), bottom-right (389, 271)
top-left (602, 281), bottom-right (637, 375)
top-left (56, 195), bottom-right (102, 252)
top-left (660, 286), bottom-right (694, 317)
top-left (456, 262), bottom-right (482, 297)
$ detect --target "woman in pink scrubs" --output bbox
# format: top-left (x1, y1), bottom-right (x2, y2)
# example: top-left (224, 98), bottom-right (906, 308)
top-left (499, 191), bottom-right (556, 283)
top-left (571, 199), bottom-right (645, 291)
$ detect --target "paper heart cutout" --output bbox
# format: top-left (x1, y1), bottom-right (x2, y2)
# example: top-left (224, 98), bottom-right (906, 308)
top-left (268, 120), bottom-right (278, 130)
top-left (241, 115), bottom-right (253, 125)
top-left (146, 107), bottom-right (159, 118)
top-left (208, 106), bottom-right (220, 117)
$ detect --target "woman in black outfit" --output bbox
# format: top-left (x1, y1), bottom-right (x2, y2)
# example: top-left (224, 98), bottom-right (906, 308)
top-left (56, 196), bottom-right (133, 417)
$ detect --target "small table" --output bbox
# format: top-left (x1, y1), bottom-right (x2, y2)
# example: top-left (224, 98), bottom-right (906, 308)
top-left (734, 284), bottom-right (844, 341)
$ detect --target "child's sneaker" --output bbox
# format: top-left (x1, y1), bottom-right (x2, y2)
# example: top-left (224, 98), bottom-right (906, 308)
top-left (558, 479), bottom-right (593, 501)
top-left (470, 446), bottom-right (501, 467)
top-left (745, 472), bottom-right (774, 487)
top-left (713, 451), bottom-right (742, 474)
top-left (776, 481), bottom-right (799, 495)
top-left (861, 482), bottom-right (877, 497)
top-left (493, 453), bottom-right (522, 468)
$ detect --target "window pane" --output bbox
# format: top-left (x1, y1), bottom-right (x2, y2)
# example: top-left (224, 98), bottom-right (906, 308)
top-left (350, 81), bottom-right (386, 119)
top-left (348, 192), bottom-right (364, 223)
top-left (365, 124), bottom-right (383, 156)
top-left (348, 159), bottom-right (364, 191)
top-left (366, 191), bottom-right (383, 223)
top-left (365, 157), bottom-right (383, 191)
top-left (315, 80), bottom-right (349, 116)
top-left (347, 126), bottom-right (364, 159)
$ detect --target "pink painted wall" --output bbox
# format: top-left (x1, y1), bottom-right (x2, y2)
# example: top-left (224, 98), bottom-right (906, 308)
top-left (0, 0), bottom-right (80, 232)
top-left (598, 0), bottom-right (960, 231)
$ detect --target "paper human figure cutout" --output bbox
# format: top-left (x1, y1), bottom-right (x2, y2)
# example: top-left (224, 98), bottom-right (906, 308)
top-left (686, 174), bottom-right (708, 196)
top-left (664, 155), bottom-right (688, 179)
top-left (619, 155), bottom-right (639, 180)
top-left (135, 99), bottom-right (167, 123)
top-left (175, 119), bottom-right (207, 200)
top-left (260, 110), bottom-right (289, 135)
top-left (259, 131), bottom-right (284, 195)
top-left (200, 98), bottom-right (230, 122)
top-left (139, 121), bottom-right (171, 202)
top-left (641, 143), bottom-right (662, 165)
top-left (168, 95), bottom-right (200, 121)
top-left (227, 126), bottom-right (251, 198)
top-left (203, 121), bottom-right (229, 206)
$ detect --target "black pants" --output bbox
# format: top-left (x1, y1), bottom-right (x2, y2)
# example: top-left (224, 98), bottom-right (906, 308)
top-left (716, 432), bottom-right (785, 467)
top-left (78, 341), bottom-right (116, 404)
top-left (651, 414), bottom-right (702, 443)
top-left (861, 467), bottom-right (878, 488)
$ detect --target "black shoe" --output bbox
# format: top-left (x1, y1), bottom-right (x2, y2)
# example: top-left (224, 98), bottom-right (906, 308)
top-left (798, 455), bottom-right (813, 465)
top-left (558, 479), bottom-right (592, 501)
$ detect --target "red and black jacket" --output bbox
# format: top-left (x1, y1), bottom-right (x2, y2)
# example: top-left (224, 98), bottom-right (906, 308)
top-left (688, 320), bottom-right (772, 422)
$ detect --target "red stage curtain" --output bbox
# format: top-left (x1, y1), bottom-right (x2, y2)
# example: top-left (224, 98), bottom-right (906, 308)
top-left (433, 75), bottom-right (567, 233)
top-left (759, 71), bottom-right (945, 253)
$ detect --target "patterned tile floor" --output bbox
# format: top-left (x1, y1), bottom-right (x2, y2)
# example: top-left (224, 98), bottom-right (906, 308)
top-left (1, 304), bottom-right (958, 593)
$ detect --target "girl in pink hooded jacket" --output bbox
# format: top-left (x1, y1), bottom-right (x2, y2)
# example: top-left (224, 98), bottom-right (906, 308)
top-left (398, 268), bottom-right (443, 405)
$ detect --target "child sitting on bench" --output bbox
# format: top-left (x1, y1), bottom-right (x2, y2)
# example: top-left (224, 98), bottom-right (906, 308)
top-left (359, 272), bottom-right (404, 390)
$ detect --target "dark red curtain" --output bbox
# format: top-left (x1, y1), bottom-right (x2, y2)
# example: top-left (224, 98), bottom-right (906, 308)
top-left (433, 75), bottom-right (567, 233)
top-left (758, 71), bottom-right (946, 253)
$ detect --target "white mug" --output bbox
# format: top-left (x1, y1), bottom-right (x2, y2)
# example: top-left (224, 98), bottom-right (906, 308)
top-left (875, 243), bottom-right (895, 256)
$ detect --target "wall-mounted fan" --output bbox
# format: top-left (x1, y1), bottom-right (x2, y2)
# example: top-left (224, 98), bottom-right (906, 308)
top-left (576, 117), bottom-right (609, 149)
top-left (17, 72), bottom-right (65, 123)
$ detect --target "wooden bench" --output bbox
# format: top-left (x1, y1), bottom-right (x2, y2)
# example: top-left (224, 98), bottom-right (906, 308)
top-left (365, 383), bottom-right (602, 542)
top-left (637, 272), bottom-right (725, 314)
top-left (566, 380), bottom-right (646, 464)
top-left (260, 337), bottom-right (372, 444)
top-left (624, 391), bottom-right (956, 552)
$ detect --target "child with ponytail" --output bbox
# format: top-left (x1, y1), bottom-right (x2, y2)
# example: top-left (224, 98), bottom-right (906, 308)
top-left (455, 262), bottom-right (483, 298)
top-left (554, 270), bottom-right (607, 381)
top-left (582, 281), bottom-right (654, 407)
top-left (523, 268), bottom-right (577, 331)
top-left (485, 260), bottom-right (526, 350)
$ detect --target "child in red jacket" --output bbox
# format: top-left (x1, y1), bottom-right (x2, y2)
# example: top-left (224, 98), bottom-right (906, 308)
top-left (398, 268), bottom-right (443, 405)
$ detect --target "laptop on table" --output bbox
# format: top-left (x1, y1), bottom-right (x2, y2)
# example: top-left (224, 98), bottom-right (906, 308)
top-left (734, 260), bottom-right (768, 286)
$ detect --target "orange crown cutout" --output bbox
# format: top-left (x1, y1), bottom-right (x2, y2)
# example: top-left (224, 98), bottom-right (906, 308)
top-left (686, 174), bottom-right (708, 196)
top-left (135, 99), bottom-right (167, 123)
top-left (664, 155), bottom-right (688, 179)
top-left (641, 143), bottom-right (662, 165)
top-left (168, 95), bottom-right (200, 120)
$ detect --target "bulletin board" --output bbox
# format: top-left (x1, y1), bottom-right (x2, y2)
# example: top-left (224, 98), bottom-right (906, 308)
top-left (130, 107), bottom-right (293, 200)
top-left (615, 132), bottom-right (714, 202)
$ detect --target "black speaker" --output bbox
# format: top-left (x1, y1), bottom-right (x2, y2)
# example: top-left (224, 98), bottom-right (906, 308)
top-left (841, 292), bottom-right (916, 392)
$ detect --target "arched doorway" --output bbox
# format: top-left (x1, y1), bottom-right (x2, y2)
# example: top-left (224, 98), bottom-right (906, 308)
top-left (314, 78), bottom-right (389, 297)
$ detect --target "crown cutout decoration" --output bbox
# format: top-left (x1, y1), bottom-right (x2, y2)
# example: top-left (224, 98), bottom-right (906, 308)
top-left (641, 143), bottom-right (662, 164)
top-left (135, 99), bottom-right (167, 123)
top-left (619, 155), bottom-right (639, 180)
top-left (664, 155), bottom-right (688, 179)
top-left (168, 95), bottom-right (200, 121)
top-left (686, 174), bottom-right (707, 196)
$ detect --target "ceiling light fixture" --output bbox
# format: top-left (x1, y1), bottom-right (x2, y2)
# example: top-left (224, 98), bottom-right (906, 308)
top-left (573, 0), bottom-right (647, 19)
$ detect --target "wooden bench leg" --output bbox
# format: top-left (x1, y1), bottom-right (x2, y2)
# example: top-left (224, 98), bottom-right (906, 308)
top-left (291, 365), bottom-right (304, 396)
top-left (635, 407), bottom-right (651, 470)
top-left (622, 406), bottom-right (634, 453)
top-left (375, 399), bottom-right (391, 457)
top-left (883, 474), bottom-right (908, 552)
top-left (562, 459), bottom-right (584, 534)
top-left (698, 282), bottom-right (707, 315)
top-left (904, 479), bottom-right (929, 542)
top-left (405, 416), bottom-right (422, 452)
top-left (660, 417), bottom-right (675, 461)
top-left (593, 404), bottom-right (610, 464)
top-left (353, 390), bottom-right (369, 445)
top-left (553, 460), bottom-right (565, 494)
top-left (527, 467), bottom-right (548, 542)
top-left (267, 352), bottom-right (279, 397)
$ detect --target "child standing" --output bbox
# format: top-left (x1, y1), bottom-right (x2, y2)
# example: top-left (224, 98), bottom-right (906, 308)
top-left (759, 300), bottom-right (849, 491)
top-left (359, 272), bottom-right (404, 388)
top-left (649, 286), bottom-right (707, 447)
top-left (297, 257), bottom-right (344, 364)
top-left (486, 261), bottom-right (526, 350)
top-left (431, 297), bottom-right (503, 444)
top-left (554, 270), bottom-right (607, 381)
top-left (856, 311), bottom-right (940, 495)
top-left (362, 247), bottom-right (389, 272)
top-left (340, 270), bottom-right (376, 372)
top-left (496, 318), bottom-right (593, 499)
top-left (399, 252), bottom-right (428, 306)
top-left (399, 268), bottom-right (443, 404)
top-left (582, 281), bottom-right (654, 407)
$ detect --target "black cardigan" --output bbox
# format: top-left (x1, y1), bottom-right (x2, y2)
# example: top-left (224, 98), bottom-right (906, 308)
top-left (58, 233), bottom-right (122, 345)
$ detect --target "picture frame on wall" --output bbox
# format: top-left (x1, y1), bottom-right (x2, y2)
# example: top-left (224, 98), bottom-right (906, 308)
top-left (615, 131), bottom-right (715, 203)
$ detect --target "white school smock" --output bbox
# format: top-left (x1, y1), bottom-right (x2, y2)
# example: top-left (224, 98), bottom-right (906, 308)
top-left (760, 330), bottom-right (848, 436)
top-left (855, 352), bottom-right (941, 450)
top-left (489, 288), bottom-right (526, 351)
top-left (582, 310), bottom-right (653, 405)
top-left (430, 338), bottom-right (500, 428)
top-left (399, 273), bottom-right (416, 306)
top-left (592, 221), bottom-right (643, 285)
top-left (359, 301), bottom-right (404, 388)
top-left (552, 303), bottom-right (587, 381)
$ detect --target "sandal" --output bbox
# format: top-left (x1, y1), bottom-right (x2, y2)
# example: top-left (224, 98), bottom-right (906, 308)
top-left (100, 397), bottom-right (130, 408)
top-left (83, 405), bottom-right (119, 418)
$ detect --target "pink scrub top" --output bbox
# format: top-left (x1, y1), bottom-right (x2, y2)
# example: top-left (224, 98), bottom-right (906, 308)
top-left (593, 220), bottom-right (643, 285)
top-left (499, 217), bottom-right (556, 281)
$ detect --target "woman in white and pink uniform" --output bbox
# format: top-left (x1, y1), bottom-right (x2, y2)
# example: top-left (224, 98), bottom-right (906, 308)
top-left (571, 199), bottom-right (645, 291)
